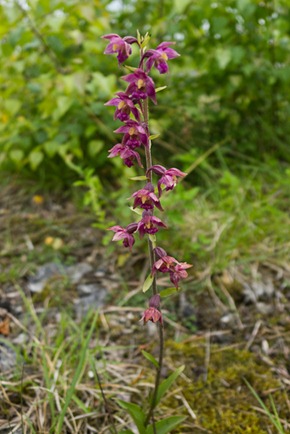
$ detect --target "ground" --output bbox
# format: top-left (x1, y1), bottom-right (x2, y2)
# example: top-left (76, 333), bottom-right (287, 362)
top-left (0, 182), bottom-right (290, 433)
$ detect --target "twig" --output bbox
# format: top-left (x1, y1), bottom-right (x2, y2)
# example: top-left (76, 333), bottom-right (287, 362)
top-left (245, 320), bottom-right (262, 350)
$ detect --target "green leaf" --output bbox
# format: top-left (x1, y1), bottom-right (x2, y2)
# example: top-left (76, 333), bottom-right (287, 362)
top-left (53, 96), bottom-right (74, 120)
top-left (155, 86), bottom-right (167, 93)
top-left (29, 151), bottom-right (44, 170)
top-left (149, 134), bottom-right (160, 140)
top-left (173, 0), bottom-right (192, 14)
top-left (124, 65), bottom-right (138, 72)
top-left (44, 141), bottom-right (59, 157)
top-left (88, 140), bottom-right (104, 157)
top-left (130, 206), bottom-right (143, 215)
top-left (141, 350), bottom-right (159, 368)
top-left (129, 175), bottom-right (148, 181)
top-left (117, 400), bottom-right (146, 434)
top-left (146, 416), bottom-right (187, 434)
top-left (119, 431), bottom-right (135, 434)
top-left (215, 48), bottom-right (231, 69)
top-left (160, 287), bottom-right (179, 298)
top-left (156, 365), bottom-right (185, 406)
top-left (10, 149), bottom-right (24, 163)
top-left (142, 274), bottom-right (154, 293)
top-left (5, 99), bottom-right (21, 116)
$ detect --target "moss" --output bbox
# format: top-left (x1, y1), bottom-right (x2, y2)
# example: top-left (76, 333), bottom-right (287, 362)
top-left (166, 340), bottom-right (287, 433)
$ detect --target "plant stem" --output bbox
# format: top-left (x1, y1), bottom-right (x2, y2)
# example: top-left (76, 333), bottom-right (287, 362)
top-left (145, 322), bottom-right (164, 427)
top-left (142, 96), bottom-right (165, 428)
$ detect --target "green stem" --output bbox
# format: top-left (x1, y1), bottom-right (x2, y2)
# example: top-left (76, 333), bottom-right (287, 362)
top-left (144, 322), bottom-right (164, 427)
top-left (142, 96), bottom-right (165, 429)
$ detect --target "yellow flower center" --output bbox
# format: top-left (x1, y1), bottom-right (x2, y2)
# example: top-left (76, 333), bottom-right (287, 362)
top-left (113, 43), bottom-right (118, 51)
top-left (118, 101), bottom-right (126, 110)
top-left (161, 52), bottom-right (168, 60)
top-left (137, 79), bottom-right (145, 89)
top-left (129, 127), bottom-right (136, 136)
top-left (141, 195), bottom-right (147, 204)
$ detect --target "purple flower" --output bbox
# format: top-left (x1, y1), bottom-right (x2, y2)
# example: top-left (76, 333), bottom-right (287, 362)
top-left (108, 143), bottom-right (143, 167)
top-left (147, 165), bottom-right (186, 196)
top-left (137, 211), bottom-right (167, 238)
top-left (115, 120), bottom-right (149, 149)
top-left (149, 294), bottom-right (161, 309)
top-left (141, 307), bottom-right (163, 324)
top-left (141, 294), bottom-right (163, 324)
top-left (122, 69), bottom-right (156, 104)
top-left (102, 34), bottom-right (137, 64)
top-left (152, 248), bottom-right (192, 288)
top-left (131, 182), bottom-right (163, 211)
top-left (108, 223), bottom-right (138, 250)
top-left (169, 263), bottom-right (192, 288)
top-left (152, 254), bottom-right (179, 274)
top-left (105, 92), bottom-right (140, 122)
top-left (143, 42), bottom-right (180, 74)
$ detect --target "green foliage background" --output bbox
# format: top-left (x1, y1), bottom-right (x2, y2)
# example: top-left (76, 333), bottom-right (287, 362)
top-left (1, 0), bottom-right (289, 185)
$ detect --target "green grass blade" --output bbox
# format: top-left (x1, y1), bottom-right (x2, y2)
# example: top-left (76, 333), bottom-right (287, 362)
top-left (244, 379), bottom-right (285, 434)
top-left (54, 311), bottom-right (98, 434)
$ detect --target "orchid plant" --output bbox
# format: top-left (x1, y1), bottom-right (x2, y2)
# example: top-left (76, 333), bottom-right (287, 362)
top-left (103, 31), bottom-right (191, 434)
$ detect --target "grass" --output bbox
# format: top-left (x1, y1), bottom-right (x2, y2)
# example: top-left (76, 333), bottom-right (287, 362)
top-left (245, 379), bottom-right (287, 434)
top-left (1, 160), bottom-right (290, 432)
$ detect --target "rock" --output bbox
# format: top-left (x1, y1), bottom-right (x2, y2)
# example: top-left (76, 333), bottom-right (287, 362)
top-left (0, 341), bottom-right (17, 372)
top-left (27, 261), bottom-right (93, 293)
top-left (27, 262), bottom-right (64, 293)
top-left (74, 285), bottom-right (107, 318)
top-left (66, 262), bottom-right (93, 284)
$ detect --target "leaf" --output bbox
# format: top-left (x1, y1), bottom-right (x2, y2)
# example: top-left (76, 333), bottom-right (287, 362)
top-left (155, 86), bottom-right (167, 93)
top-left (173, 0), bottom-right (192, 13)
top-left (215, 48), bottom-right (231, 69)
top-left (160, 287), bottom-right (179, 298)
top-left (130, 206), bottom-right (143, 215)
top-left (44, 141), bottom-right (59, 157)
top-left (53, 96), bottom-right (74, 120)
top-left (10, 149), bottom-right (24, 163)
top-left (129, 175), bottom-right (148, 181)
top-left (5, 99), bottom-right (21, 116)
top-left (141, 350), bottom-right (159, 368)
top-left (88, 140), bottom-right (104, 157)
top-left (29, 151), bottom-right (44, 170)
top-left (149, 134), bottom-right (160, 140)
top-left (142, 274), bottom-right (154, 293)
top-left (146, 415), bottom-right (187, 434)
top-left (117, 400), bottom-right (146, 434)
top-left (124, 65), bottom-right (138, 72)
top-left (119, 431), bottom-right (135, 434)
top-left (156, 365), bottom-right (185, 406)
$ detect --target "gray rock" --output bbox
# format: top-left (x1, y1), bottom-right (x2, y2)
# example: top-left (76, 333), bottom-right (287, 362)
top-left (0, 341), bottom-right (17, 372)
top-left (74, 285), bottom-right (107, 318)
top-left (28, 262), bottom-right (93, 293)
